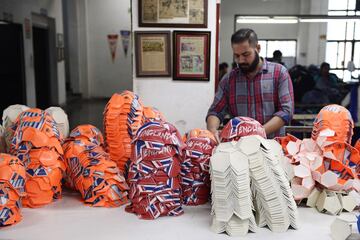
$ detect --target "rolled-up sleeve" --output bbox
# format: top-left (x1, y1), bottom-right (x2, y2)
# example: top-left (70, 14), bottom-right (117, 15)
top-left (273, 66), bottom-right (294, 124)
top-left (206, 74), bottom-right (230, 123)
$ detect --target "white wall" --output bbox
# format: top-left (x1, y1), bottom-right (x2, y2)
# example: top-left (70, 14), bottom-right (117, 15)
top-left (0, 0), bottom-right (66, 106)
top-left (297, 0), bottom-right (311, 65)
top-left (87, 0), bottom-right (132, 97)
top-left (78, 0), bottom-right (90, 98)
top-left (63, 0), bottom-right (81, 94)
top-left (132, 0), bottom-right (218, 134)
top-left (220, 0), bottom-right (329, 67)
top-left (63, 0), bottom-right (133, 98)
top-left (220, 0), bottom-right (302, 65)
top-left (305, 0), bottom-right (328, 66)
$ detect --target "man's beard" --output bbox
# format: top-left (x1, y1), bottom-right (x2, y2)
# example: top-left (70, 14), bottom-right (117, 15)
top-left (238, 51), bottom-right (260, 74)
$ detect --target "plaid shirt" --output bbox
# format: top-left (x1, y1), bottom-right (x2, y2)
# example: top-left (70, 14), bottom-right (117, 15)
top-left (207, 60), bottom-right (294, 138)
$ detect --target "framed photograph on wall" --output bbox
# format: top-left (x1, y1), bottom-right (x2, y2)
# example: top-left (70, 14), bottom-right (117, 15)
top-left (139, 0), bottom-right (208, 28)
top-left (173, 31), bottom-right (210, 81)
top-left (135, 31), bottom-right (171, 77)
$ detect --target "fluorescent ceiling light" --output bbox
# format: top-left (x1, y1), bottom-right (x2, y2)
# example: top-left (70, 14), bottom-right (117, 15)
top-left (299, 18), bottom-right (360, 22)
top-left (236, 16), bottom-right (360, 24)
top-left (237, 17), bottom-right (298, 24)
top-left (299, 19), bottom-right (331, 22)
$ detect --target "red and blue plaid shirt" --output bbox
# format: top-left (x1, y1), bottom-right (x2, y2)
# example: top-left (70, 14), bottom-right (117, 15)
top-left (207, 60), bottom-right (294, 138)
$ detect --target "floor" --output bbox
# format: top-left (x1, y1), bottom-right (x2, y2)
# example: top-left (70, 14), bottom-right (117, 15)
top-left (64, 98), bottom-right (108, 132)
top-left (0, 190), bottom-right (354, 240)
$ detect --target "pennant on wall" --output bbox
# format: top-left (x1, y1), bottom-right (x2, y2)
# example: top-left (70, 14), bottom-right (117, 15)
top-left (24, 18), bottom-right (31, 39)
top-left (120, 30), bottom-right (131, 57)
top-left (107, 34), bottom-right (119, 63)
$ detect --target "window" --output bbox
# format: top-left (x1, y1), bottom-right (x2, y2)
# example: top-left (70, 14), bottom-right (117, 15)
top-left (258, 40), bottom-right (297, 68)
top-left (259, 40), bottom-right (297, 58)
top-left (326, 0), bottom-right (360, 81)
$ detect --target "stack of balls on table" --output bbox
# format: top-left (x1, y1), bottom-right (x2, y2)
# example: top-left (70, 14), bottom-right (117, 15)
top-left (62, 124), bottom-right (129, 207)
top-left (125, 121), bottom-right (186, 219)
top-left (276, 104), bottom-right (360, 206)
top-left (0, 97), bottom-right (296, 229)
top-left (0, 91), bottom-right (220, 226)
top-left (0, 105), bottom-right (69, 226)
top-left (0, 103), bottom-right (131, 226)
top-left (124, 122), bottom-right (219, 219)
top-left (103, 91), bottom-right (167, 173)
top-left (0, 154), bottom-right (26, 226)
top-left (103, 91), bottom-right (144, 172)
top-left (210, 117), bottom-right (301, 236)
top-left (3, 90), bottom-right (358, 231)
top-left (180, 129), bottom-right (218, 206)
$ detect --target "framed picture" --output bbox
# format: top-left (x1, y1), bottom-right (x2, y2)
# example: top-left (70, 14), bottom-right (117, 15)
top-left (135, 31), bottom-right (171, 77)
top-left (139, 0), bottom-right (207, 28)
top-left (173, 31), bottom-right (210, 81)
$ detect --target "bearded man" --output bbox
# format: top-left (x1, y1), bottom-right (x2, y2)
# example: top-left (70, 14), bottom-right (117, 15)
top-left (207, 28), bottom-right (294, 140)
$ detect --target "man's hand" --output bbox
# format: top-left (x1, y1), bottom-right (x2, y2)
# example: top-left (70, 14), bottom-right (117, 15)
top-left (209, 128), bottom-right (220, 143)
top-left (207, 115), bottom-right (221, 143)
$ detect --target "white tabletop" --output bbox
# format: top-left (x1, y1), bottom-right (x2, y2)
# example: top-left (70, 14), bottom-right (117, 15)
top-left (0, 191), bottom-right (351, 240)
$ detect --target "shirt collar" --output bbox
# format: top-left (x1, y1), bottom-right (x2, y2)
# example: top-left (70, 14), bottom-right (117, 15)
top-left (260, 58), bottom-right (269, 74)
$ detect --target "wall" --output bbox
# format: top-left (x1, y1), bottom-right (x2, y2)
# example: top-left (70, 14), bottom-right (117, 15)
top-left (62, 0), bottom-right (81, 94)
top-left (62, 0), bottom-right (90, 98)
top-left (87, 0), bottom-right (132, 97)
top-left (0, 0), bottom-right (66, 106)
top-left (220, 0), bottom-right (302, 65)
top-left (63, 0), bottom-right (133, 98)
top-left (297, 0), bottom-right (311, 65)
top-left (86, 0), bottom-right (133, 97)
top-left (305, 0), bottom-right (328, 66)
top-left (78, 0), bottom-right (90, 98)
top-left (220, 0), bottom-right (329, 67)
top-left (132, 0), bottom-right (218, 134)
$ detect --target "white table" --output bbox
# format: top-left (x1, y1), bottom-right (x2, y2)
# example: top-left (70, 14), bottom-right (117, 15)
top-left (0, 191), bottom-right (350, 240)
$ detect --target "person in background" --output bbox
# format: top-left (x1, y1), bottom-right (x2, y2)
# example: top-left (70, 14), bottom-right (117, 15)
top-left (231, 61), bottom-right (238, 70)
top-left (219, 62), bottom-right (229, 81)
top-left (271, 50), bottom-right (286, 66)
top-left (301, 62), bottom-right (341, 105)
top-left (314, 62), bottom-right (339, 89)
top-left (206, 28), bottom-right (294, 141)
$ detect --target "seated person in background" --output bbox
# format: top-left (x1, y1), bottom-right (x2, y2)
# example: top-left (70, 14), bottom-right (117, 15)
top-left (288, 65), bottom-right (315, 103)
top-left (302, 62), bottom-right (341, 104)
top-left (314, 62), bottom-right (339, 89)
top-left (219, 62), bottom-right (229, 81)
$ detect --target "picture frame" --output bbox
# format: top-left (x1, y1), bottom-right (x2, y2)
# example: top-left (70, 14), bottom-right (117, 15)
top-left (139, 0), bottom-right (208, 28)
top-left (173, 31), bottom-right (211, 81)
top-left (135, 31), bottom-right (171, 77)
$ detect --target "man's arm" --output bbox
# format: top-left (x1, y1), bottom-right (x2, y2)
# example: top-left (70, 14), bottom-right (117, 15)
top-left (263, 116), bottom-right (285, 135)
top-left (206, 74), bottom-right (230, 141)
top-left (267, 66), bottom-right (294, 135)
